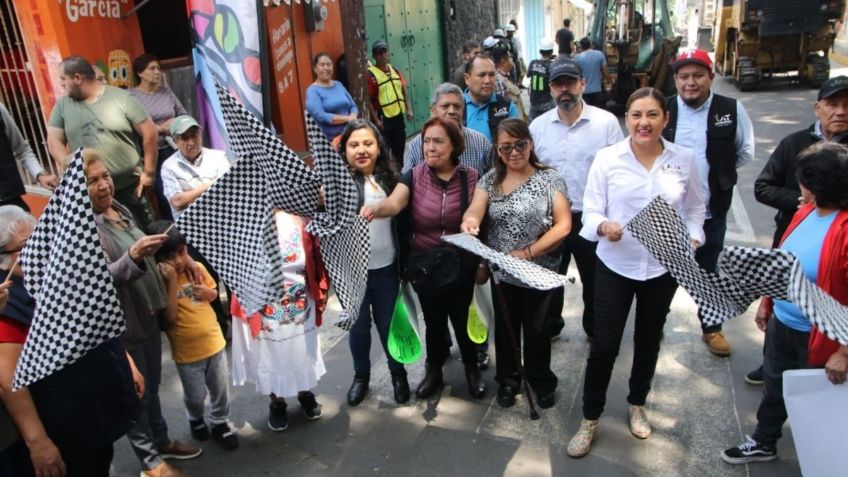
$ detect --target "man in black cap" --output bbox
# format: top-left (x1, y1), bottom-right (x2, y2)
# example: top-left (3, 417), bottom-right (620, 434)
top-left (530, 58), bottom-right (623, 341)
top-left (743, 76), bottom-right (848, 385)
top-left (367, 40), bottom-right (414, 168)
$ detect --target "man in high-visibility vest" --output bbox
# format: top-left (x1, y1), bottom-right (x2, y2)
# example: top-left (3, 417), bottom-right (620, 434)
top-left (367, 40), bottom-right (414, 169)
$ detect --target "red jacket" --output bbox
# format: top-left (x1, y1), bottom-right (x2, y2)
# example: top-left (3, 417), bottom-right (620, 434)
top-left (764, 204), bottom-right (848, 366)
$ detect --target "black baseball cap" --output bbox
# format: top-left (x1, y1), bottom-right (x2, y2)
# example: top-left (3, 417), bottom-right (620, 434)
top-left (818, 76), bottom-right (848, 100)
top-left (371, 40), bottom-right (389, 56)
top-left (549, 59), bottom-right (582, 81)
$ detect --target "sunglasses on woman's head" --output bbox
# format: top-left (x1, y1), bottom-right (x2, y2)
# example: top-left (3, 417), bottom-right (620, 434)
top-left (497, 139), bottom-right (529, 155)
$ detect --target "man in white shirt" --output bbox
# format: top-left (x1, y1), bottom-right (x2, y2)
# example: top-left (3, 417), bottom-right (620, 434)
top-left (530, 58), bottom-right (624, 340)
top-left (662, 49), bottom-right (755, 357)
top-left (161, 116), bottom-right (230, 220)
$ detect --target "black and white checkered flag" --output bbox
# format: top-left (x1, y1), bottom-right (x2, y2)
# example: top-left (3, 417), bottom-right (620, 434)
top-left (626, 197), bottom-right (848, 343)
top-left (442, 233), bottom-right (572, 290)
top-left (303, 113), bottom-right (368, 330)
top-left (177, 82), bottom-right (322, 316)
top-left (13, 150), bottom-right (125, 389)
top-left (720, 247), bottom-right (848, 345)
top-left (625, 196), bottom-right (753, 325)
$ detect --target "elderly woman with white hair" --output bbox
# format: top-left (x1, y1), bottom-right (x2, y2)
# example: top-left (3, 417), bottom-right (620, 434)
top-left (0, 205), bottom-right (143, 477)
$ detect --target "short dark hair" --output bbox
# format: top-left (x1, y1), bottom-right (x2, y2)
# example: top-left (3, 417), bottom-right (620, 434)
top-left (312, 52), bottom-right (332, 68)
top-left (796, 142), bottom-right (848, 209)
top-left (491, 45), bottom-right (511, 66)
top-left (461, 40), bottom-right (480, 54)
top-left (132, 54), bottom-right (159, 81)
top-left (465, 54), bottom-right (495, 74)
top-left (563, 19), bottom-right (571, 27)
top-left (60, 56), bottom-right (96, 81)
top-left (625, 87), bottom-right (668, 114)
top-left (421, 116), bottom-right (465, 166)
top-left (148, 220), bottom-right (187, 261)
top-left (579, 37), bottom-right (591, 50)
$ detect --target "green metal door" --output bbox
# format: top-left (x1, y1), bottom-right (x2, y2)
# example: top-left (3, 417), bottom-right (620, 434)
top-left (364, 0), bottom-right (444, 136)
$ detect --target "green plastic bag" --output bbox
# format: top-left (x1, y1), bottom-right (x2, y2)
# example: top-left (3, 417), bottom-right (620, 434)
top-left (387, 287), bottom-right (423, 364)
top-left (468, 284), bottom-right (491, 344)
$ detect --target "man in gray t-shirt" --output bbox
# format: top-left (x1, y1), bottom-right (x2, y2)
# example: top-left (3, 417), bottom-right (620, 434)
top-left (47, 56), bottom-right (158, 229)
top-left (573, 38), bottom-right (608, 109)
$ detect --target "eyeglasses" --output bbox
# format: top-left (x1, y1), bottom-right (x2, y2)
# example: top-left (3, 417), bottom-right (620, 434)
top-left (497, 139), bottom-right (530, 155)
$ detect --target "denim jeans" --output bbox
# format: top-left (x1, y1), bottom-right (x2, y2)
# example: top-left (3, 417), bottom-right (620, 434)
top-left (751, 317), bottom-right (810, 447)
top-left (582, 261), bottom-right (678, 420)
top-left (696, 216), bottom-right (727, 333)
top-left (349, 265), bottom-right (406, 378)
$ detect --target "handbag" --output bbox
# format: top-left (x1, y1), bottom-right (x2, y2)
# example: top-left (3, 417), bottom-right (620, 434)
top-left (405, 168), bottom-right (469, 297)
top-left (406, 246), bottom-right (461, 297)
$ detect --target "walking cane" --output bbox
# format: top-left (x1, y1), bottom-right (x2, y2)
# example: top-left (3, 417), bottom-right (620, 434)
top-left (488, 262), bottom-right (541, 421)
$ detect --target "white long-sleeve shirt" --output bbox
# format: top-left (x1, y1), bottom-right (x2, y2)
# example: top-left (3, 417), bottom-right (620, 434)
top-left (581, 137), bottom-right (706, 281)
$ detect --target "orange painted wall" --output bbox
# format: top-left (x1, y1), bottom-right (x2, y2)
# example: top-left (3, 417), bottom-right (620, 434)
top-left (265, 1), bottom-right (345, 151)
top-left (14, 0), bottom-right (145, 120)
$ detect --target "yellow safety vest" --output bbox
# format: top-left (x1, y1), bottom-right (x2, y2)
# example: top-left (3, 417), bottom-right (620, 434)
top-left (368, 64), bottom-right (406, 118)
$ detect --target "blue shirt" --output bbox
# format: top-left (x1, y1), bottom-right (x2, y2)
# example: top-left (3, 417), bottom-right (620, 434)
top-left (305, 81), bottom-right (358, 139)
top-left (574, 50), bottom-right (606, 94)
top-left (773, 210), bottom-right (838, 332)
top-left (463, 92), bottom-right (519, 142)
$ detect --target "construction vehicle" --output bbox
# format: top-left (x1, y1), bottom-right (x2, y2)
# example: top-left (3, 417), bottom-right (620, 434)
top-left (714, 0), bottom-right (845, 90)
top-left (590, 0), bottom-right (681, 109)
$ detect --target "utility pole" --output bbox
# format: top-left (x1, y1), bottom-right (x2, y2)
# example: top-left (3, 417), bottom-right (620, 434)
top-left (339, 1), bottom-right (370, 117)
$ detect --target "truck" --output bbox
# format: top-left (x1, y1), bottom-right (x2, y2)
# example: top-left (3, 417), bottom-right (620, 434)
top-left (714, 0), bottom-right (845, 90)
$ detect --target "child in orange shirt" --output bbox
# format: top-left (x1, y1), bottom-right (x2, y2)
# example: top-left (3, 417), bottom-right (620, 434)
top-left (150, 221), bottom-right (239, 450)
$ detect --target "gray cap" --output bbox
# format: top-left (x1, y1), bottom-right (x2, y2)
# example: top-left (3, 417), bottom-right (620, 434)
top-left (372, 40), bottom-right (389, 56)
top-left (170, 115), bottom-right (200, 136)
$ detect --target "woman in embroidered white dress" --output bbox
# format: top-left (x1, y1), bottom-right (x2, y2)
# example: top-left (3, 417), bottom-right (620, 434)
top-left (230, 210), bottom-right (330, 432)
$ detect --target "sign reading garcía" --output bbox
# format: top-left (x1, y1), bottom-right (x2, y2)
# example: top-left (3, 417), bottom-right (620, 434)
top-left (63, 0), bottom-right (130, 23)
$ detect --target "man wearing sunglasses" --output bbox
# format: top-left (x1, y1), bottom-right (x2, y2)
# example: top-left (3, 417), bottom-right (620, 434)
top-left (529, 58), bottom-right (624, 341)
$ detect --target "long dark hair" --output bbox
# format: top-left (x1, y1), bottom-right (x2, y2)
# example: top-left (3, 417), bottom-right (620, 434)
top-left (338, 119), bottom-right (398, 192)
top-left (492, 118), bottom-right (549, 194)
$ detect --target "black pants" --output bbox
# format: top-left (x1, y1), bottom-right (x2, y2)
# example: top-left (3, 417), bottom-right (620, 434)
top-left (0, 441), bottom-right (113, 477)
top-left (381, 114), bottom-right (406, 171)
top-left (114, 182), bottom-right (155, 233)
top-left (751, 317), bottom-right (810, 447)
top-left (582, 261), bottom-right (678, 420)
top-left (696, 216), bottom-right (727, 333)
top-left (493, 281), bottom-right (557, 395)
top-left (419, 276), bottom-right (476, 368)
top-left (154, 145), bottom-right (175, 221)
top-left (545, 210), bottom-right (598, 338)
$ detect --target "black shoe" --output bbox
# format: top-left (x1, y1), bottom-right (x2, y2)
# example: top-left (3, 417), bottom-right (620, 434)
top-left (537, 391), bottom-right (556, 409)
top-left (211, 423), bottom-right (239, 450)
top-left (721, 436), bottom-right (777, 464)
top-left (391, 373), bottom-right (411, 404)
top-left (477, 351), bottom-right (490, 370)
top-left (268, 399), bottom-right (288, 432)
top-left (497, 384), bottom-right (517, 408)
top-left (347, 376), bottom-right (369, 406)
top-left (415, 368), bottom-right (444, 398)
top-left (298, 391), bottom-right (322, 420)
top-left (189, 419), bottom-right (210, 441)
top-left (745, 365), bottom-right (764, 385)
top-left (465, 364), bottom-right (486, 399)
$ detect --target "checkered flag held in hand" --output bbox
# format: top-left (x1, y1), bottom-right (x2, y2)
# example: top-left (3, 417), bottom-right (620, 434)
top-left (13, 150), bottom-right (125, 390)
top-left (177, 82), bottom-right (322, 316)
top-left (303, 113), bottom-right (369, 330)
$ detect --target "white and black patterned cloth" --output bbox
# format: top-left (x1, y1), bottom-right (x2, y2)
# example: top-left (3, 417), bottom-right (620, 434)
top-left (442, 233), bottom-right (572, 290)
top-left (626, 197), bottom-right (848, 345)
top-left (303, 113), bottom-right (368, 330)
top-left (720, 247), bottom-right (848, 346)
top-left (14, 150), bottom-right (125, 389)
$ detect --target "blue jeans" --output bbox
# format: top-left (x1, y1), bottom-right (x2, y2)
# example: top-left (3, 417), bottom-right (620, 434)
top-left (696, 216), bottom-right (727, 333)
top-left (349, 265), bottom-right (406, 378)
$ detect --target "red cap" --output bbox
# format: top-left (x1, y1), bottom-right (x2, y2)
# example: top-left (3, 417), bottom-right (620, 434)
top-left (671, 49), bottom-right (713, 72)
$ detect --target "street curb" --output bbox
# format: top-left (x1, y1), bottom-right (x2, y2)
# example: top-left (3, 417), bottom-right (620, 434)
top-left (831, 51), bottom-right (848, 67)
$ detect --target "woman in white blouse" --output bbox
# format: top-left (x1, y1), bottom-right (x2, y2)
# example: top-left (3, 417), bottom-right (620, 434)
top-left (567, 87), bottom-right (705, 458)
